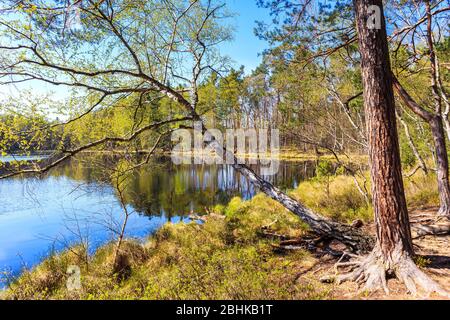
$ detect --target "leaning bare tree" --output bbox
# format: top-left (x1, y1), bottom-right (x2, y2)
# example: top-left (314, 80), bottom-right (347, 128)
top-left (0, 1), bottom-right (371, 251)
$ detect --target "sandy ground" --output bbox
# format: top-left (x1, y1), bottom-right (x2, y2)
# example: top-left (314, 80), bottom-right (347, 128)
top-left (301, 207), bottom-right (450, 300)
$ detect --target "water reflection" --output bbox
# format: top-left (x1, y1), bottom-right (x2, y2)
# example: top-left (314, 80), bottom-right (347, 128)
top-left (51, 156), bottom-right (318, 217)
top-left (0, 154), bottom-right (48, 163)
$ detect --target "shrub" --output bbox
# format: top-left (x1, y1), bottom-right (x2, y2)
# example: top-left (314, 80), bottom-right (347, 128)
top-left (404, 171), bottom-right (439, 207)
top-left (291, 175), bottom-right (372, 223)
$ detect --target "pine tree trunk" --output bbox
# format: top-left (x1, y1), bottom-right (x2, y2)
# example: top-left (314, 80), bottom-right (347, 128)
top-left (354, 0), bottom-right (413, 259)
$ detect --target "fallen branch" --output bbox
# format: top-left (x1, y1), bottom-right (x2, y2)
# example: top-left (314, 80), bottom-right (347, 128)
top-left (412, 223), bottom-right (450, 239)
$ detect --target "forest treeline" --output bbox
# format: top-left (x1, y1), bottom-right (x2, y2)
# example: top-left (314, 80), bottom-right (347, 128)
top-left (2, 36), bottom-right (449, 169)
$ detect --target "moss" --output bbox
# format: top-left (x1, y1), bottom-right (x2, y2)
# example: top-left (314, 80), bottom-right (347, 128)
top-left (224, 197), bottom-right (245, 218)
top-left (212, 204), bottom-right (226, 215)
top-left (226, 194), bottom-right (308, 243)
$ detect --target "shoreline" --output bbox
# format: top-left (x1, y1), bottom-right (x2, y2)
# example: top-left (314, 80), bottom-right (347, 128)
top-left (0, 150), bottom-right (368, 177)
top-left (1, 149), bottom-right (369, 163)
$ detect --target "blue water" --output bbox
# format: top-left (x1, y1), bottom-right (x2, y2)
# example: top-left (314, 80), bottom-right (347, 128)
top-left (0, 154), bottom-right (48, 163)
top-left (0, 175), bottom-right (188, 287)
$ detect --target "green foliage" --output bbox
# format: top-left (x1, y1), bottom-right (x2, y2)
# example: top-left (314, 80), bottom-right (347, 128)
top-left (404, 172), bottom-right (440, 208)
top-left (335, 165), bottom-right (346, 176)
top-left (0, 110), bottom-right (60, 154)
top-left (1, 0), bottom-right (449, 302)
top-left (224, 197), bottom-right (244, 218)
top-left (291, 174), bottom-right (372, 223)
top-left (414, 256), bottom-right (432, 269)
top-left (400, 139), bottom-right (417, 168)
top-left (315, 160), bottom-right (334, 179)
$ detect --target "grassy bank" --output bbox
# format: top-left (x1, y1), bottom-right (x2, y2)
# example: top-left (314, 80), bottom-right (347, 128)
top-left (69, 148), bottom-right (369, 163)
top-left (2, 170), bottom-right (439, 300)
top-left (165, 149), bottom-right (369, 162)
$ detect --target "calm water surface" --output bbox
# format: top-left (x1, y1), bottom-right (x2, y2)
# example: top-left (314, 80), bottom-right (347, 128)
top-left (0, 154), bottom-right (48, 163)
top-left (0, 156), bottom-right (318, 285)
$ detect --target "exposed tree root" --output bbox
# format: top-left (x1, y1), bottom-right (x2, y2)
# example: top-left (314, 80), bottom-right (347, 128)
top-left (437, 206), bottom-right (450, 219)
top-left (322, 246), bottom-right (450, 298)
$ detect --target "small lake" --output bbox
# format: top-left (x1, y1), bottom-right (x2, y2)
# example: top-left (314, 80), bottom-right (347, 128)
top-left (0, 154), bottom-right (49, 163)
top-left (0, 155), bottom-right (318, 287)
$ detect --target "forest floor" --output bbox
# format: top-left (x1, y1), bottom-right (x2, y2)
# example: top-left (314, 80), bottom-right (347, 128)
top-left (308, 207), bottom-right (450, 300)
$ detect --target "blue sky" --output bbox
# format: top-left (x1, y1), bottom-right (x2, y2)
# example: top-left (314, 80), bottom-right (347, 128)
top-left (220, 0), bottom-right (271, 74)
top-left (0, 1), bottom-right (272, 103)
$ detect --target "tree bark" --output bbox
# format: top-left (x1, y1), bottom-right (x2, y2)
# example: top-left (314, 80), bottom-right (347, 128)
top-left (442, 109), bottom-right (450, 142)
top-left (355, 0), bottom-right (413, 259)
top-left (425, 0), bottom-right (450, 217)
